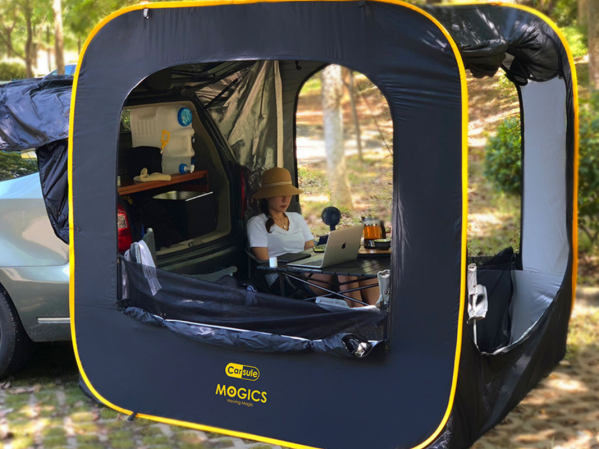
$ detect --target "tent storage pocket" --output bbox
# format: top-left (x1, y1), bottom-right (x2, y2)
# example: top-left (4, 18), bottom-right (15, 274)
top-left (119, 258), bottom-right (387, 358)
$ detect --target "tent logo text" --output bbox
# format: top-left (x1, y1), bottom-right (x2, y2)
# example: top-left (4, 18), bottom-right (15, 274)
top-left (226, 363), bottom-right (260, 381)
top-left (216, 384), bottom-right (268, 404)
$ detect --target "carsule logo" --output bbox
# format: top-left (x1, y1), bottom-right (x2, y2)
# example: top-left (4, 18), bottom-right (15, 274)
top-left (225, 363), bottom-right (260, 381)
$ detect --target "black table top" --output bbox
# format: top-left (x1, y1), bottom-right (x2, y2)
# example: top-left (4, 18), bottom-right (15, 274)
top-left (257, 254), bottom-right (390, 278)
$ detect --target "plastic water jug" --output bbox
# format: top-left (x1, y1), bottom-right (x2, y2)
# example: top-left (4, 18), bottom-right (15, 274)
top-left (130, 105), bottom-right (195, 175)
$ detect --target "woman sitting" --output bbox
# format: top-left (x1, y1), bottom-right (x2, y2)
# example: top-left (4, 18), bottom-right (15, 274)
top-left (247, 167), bottom-right (378, 306)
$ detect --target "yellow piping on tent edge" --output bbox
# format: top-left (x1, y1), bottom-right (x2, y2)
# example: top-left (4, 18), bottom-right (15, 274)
top-left (444, 1), bottom-right (579, 310)
top-left (67, 1), bottom-right (468, 449)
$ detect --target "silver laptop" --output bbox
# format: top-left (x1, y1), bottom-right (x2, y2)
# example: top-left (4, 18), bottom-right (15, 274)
top-left (288, 225), bottom-right (364, 269)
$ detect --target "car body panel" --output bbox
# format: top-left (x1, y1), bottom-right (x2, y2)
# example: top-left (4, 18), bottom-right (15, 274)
top-left (0, 264), bottom-right (70, 342)
top-left (0, 175), bottom-right (69, 267)
top-left (45, 64), bottom-right (77, 77)
top-left (0, 174), bottom-right (70, 342)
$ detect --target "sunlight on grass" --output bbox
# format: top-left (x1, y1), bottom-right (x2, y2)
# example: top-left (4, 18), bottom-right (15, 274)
top-left (561, 26), bottom-right (588, 59)
top-left (567, 305), bottom-right (599, 357)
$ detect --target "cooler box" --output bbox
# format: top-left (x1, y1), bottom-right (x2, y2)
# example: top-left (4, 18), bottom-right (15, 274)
top-left (153, 191), bottom-right (217, 240)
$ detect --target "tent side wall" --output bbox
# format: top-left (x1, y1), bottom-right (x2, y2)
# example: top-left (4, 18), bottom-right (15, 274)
top-left (427, 4), bottom-right (577, 447)
top-left (69, 2), bottom-right (468, 449)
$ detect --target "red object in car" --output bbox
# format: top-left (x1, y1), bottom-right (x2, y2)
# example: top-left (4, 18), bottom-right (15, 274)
top-left (117, 203), bottom-right (133, 252)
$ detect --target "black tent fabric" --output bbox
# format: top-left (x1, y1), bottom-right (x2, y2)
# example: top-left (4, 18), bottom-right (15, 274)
top-left (425, 5), bottom-right (561, 82)
top-left (0, 1), bottom-right (576, 448)
top-left (0, 76), bottom-right (72, 151)
top-left (36, 140), bottom-right (69, 243)
top-left (70, 3), bottom-right (468, 447)
top-left (121, 257), bottom-right (386, 345)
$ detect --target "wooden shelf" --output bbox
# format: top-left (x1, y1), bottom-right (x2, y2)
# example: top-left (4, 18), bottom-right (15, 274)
top-left (118, 170), bottom-right (208, 196)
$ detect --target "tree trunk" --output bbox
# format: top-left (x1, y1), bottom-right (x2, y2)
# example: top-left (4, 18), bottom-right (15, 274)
top-left (47, 26), bottom-right (51, 73)
top-left (590, 0), bottom-right (599, 91)
top-left (24, 3), bottom-right (34, 78)
top-left (53, 0), bottom-right (65, 75)
top-left (5, 28), bottom-right (12, 59)
top-left (321, 65), bottom-right (353, 209)
top-left (579, 0), bottom-right (588, 27)
top-left (0, 20), bottom-right (21, 60)
top-left (347, 71), bottom-right (363, 163)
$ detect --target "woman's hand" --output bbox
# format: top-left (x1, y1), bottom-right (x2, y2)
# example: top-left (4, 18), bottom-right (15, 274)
top-left (251, 247), bottom-right (269, 261)
top-left (304, 240), bottom-right (315, 250)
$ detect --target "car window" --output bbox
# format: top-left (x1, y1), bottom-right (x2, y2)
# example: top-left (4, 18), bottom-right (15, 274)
top-left (0, 149), bottom-right (38, 182)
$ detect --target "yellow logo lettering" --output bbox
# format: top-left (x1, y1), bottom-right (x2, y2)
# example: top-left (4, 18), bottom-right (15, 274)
top-left (225, 363), bottom-right (260, 381)
top-left (238, 388), bottom-right (248, 400)
top-left (215, 384), bottom-right (268, 405)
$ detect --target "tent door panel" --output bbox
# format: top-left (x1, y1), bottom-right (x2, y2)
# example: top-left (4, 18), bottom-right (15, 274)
top-left (520, 78), bottom-right (568, 277)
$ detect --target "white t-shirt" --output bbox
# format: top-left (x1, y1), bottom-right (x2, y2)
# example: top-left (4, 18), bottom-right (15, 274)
top-left (247, 213), bottom-right (314, 287)
top-left (247, 212), bottom-right (315, 257)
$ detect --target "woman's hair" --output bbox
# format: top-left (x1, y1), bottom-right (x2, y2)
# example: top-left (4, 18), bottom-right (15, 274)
top-left (260, 199), bottom-right (275, 233)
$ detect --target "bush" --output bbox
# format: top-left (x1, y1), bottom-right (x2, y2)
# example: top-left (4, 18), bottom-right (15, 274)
top-left (484, 117), bottom-right (522, 197)
top-left (578, 93), bottom-right (599, 249)
top-left (561, 25), bottom-right (588, 59)
top-left (0, 61), bottom-right (27, 81)
top-left (0, 151), bottom-right (38, 181)
top-left (552, 0), bottom-right (578, 27)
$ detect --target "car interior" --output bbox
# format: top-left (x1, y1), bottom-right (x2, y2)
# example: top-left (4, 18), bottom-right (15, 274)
top-left (116, 60), bottom-right (385, 289)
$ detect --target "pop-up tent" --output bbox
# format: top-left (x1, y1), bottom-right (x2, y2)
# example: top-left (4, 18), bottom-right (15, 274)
top-left (1, 1), bottom-right (577, 448)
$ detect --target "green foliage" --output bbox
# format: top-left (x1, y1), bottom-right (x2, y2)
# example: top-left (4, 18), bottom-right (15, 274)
top-left (484, 117), bottom-right (522, 197)
top-left (561, 25), bottom-right (588, 59)
top-left (551, 0), bottom-right (578, 27)
top-left (528, 0), bottom-right (577, 27)
top-left (577, 93), bottom-right (599, 249)
top-left (0, 151), bottom-right (38, 181)
top-left (64, 0), bottom-right (138, 41)
top-left (0, 61), bottom-right (27, 81)
top-left (300, 76), bottom-right (322, 95)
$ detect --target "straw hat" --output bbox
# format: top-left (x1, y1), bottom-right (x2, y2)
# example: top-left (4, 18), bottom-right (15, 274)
top-left (252, 167), bottom-right (303, 199)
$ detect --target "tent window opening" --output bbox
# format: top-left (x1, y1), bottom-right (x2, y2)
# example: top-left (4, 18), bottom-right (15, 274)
top-left (115, 61), bottom-right (391, 359)
top-left (466, 68), bottom-right (569, 355)
top-left (296, 66), bottom-right (393, 243)
top-left (467, 71), bottom-right (522, 262)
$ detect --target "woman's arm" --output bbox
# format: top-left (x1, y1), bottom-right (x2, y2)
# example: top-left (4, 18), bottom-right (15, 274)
top-left (251, 247), bottom-right (269, 261)
top-left (297, 214), bottom-right (315, 250)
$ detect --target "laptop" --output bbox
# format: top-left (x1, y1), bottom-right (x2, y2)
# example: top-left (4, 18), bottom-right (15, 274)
top-left (277, 252), bottom-right (311, 264)
top-left (288, 225), bottom-right (364, 269)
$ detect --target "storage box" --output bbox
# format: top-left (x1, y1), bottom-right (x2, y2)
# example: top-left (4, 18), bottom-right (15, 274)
top-left (153, 190), bottom-right (217, 240)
